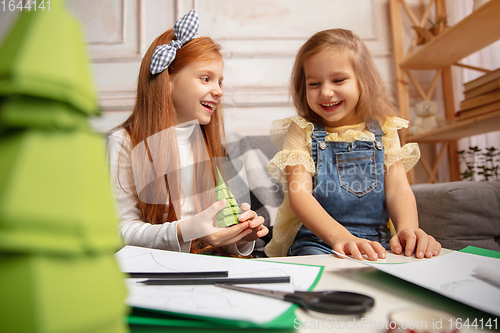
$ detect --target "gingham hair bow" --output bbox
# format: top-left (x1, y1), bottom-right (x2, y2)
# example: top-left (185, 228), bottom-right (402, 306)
top-left (150, 10), bottom-right (199, 75)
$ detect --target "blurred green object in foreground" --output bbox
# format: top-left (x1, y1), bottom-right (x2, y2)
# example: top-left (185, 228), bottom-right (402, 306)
top-left (0, 0), bottom-right (98, 117)
top-left (0, 0), bottom-right (129, 332)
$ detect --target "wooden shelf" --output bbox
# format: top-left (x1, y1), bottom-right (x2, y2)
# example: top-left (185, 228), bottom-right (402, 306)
top-left (391, 0), bottom-right (500, 182)
top-left (401, 0), bottom-right (500, 69)
top-left (407, 109), bottom-right (500, 143)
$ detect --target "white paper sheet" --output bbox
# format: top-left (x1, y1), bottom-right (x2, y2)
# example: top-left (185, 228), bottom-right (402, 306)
top-left (334, 250), bottom-right (500, 317)
top-left (115, 246), bottom-right (322, 325)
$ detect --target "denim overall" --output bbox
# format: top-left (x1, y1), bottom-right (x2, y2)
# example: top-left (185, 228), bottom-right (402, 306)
top-left (287, 120), bottom-right (391, 256)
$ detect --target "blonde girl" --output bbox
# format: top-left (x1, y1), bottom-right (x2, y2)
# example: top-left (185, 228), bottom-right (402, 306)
top-left (108, 11), bottom-right (267, 257)
top-left (265, 29), bottom-right (440, 260)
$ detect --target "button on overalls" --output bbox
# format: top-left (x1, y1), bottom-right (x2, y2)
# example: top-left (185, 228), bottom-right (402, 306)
top-left (288, 120), bottom-right (391, 256)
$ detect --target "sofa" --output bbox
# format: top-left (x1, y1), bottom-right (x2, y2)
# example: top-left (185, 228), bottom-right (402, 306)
top-left (412, 181), bottom-right (500, 252)
top-left (226, 134), bottom-right (500, 255)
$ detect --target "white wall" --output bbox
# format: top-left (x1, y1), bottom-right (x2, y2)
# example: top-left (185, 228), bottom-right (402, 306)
top-left (189, 0), bottom-right (396, 136)
top-left (0, 0), bottom-right (399, 136)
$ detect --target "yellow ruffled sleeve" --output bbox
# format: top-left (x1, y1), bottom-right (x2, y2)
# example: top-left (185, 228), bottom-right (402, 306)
top-left (382, 117), bottom-right (420, 172)
top-left (266, 116), bottom-right (316, 184)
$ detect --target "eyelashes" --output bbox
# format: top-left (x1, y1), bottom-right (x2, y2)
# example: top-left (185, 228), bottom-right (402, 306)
top-left (307, 78), bottom-right (347, 87)
top-left (201, 76), bottom-right (223, 87)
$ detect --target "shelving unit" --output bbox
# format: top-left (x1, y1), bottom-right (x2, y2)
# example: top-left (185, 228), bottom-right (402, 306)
top-left (390, 0), bottom-right (500, 183)
top-left (400, 0), bottom-right (500, 69)
top-left (407, 109), bottom-right (500, 143)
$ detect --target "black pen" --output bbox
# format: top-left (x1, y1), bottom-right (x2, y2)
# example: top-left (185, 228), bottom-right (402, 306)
top-left (138, 276), bottom-right (291, 285)
top-left (125, 271), bottom-right (229, 279)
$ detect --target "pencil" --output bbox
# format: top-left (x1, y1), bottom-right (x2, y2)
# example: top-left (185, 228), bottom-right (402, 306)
top-left (138, 276), bottom-right (291, 285)
top-left (125, 271), bottom-right (228, 279)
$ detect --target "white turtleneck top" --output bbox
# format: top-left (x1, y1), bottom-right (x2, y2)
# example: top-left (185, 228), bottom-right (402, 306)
top-left (107, 125), bottom-right (253, 255)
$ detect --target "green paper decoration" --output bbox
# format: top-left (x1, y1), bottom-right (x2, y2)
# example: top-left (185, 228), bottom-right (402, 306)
top-left (0, 253), bottom-right (127, 333)
top-left (0, 1), bottom-right (128, 332)
top-left (0, 95), bottom-right (90, 132)
top-left (0, 0), bottom-right (98, 117)
top-left (215, 167), bottom-right (242, 228)
top-left (0, 130), bottom-right (122, 254)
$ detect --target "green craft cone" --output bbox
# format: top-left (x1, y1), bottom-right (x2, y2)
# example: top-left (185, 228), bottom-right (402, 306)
top-left (215, 167), bottom-right (242, 228)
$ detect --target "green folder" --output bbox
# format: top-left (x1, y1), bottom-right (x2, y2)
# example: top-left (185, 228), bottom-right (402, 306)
top-left (125, 259), bottom-right (324, 332)
top-left (128, 306), bottom-right (298, 332)
top-left (459, 246), bottom-right (500, 259)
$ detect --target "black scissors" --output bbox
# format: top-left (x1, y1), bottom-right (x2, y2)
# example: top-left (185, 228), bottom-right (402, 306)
top-left (214, 284), bottom-right (374, 314)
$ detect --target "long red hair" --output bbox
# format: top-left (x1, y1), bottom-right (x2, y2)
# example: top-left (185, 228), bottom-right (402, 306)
top-left (116, 29), bottom-right (226, 227)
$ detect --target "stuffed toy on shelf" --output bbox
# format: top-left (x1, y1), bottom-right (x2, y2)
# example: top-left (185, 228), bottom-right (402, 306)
top-left (409, 100), bottom-right (447, 135)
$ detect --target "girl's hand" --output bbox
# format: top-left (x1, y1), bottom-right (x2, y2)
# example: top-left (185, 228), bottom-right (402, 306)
top-left (332, 235), bottom-right (386, 261)
top-left (197, 202), bottom-right (268, 247)
top-left (390, 228), bottom-right (441, 259)
top-left (178, 199), bottom-right (248, 244)
top-left (198, 220), bottom-right (251, 247)
top-left (238, 203), bottom-right (268, 242)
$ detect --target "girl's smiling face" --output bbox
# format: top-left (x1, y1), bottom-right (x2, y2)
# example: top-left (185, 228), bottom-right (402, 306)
top-left (304, 49), bottom-right (360, 127)
top-left (170, 58), bottom-right (223, 125)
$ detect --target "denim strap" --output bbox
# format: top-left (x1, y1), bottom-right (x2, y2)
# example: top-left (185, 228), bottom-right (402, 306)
top-left (310, 123), bottom-right (328, 166)
top-left (310, 124), bottom-right (328, 189)
top-left (365, 119), bottom-right (385, 142)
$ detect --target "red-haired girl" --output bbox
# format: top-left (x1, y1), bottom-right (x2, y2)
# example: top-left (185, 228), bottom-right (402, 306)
top-left (108, 11), bottom-right (267, 257)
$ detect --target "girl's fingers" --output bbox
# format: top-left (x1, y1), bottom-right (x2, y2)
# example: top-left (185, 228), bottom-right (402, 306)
top-left (414, 229), bottom-right (429, 259)
top-left (255, 225), bottom-right (269, 237)
top-left (204, 199), bottom-right (226, 219)
top-left (224, 221), bottom-right (250, 235)
top-left (201, 204), bottom-right (268, 246)
top-left (248, 216), bottom-right (265, 228)
top-left (332, 244), bottom-right (347, 259)
top-left (392, 228), bottom-right (442, 259)
top-left (434, 240), bottom-right (442, 256)
top-left (201, 222), bottom-right (250, 246)
top-left (425, 235), bottom-right (441, 258)
top-left (239, 202), bottom-right (251, 211)
top-left (238, 209), bottom-right (257, 222)
top-left (401, 230), bottom-right (416, 256)
top-left (238, 208), bottom-right (265, 229)
top-left (371, 241), bottom-right (387, 259)
top-left (227, 228), bottom-right (253, 244)
top-left (243, 225), bottom-right (269, 241)
top-left (389, 235), bottom-right (403, 255)
top-left (333, 239), bottom-right (385, 261)
top-left (346, 242), bottom-right (363, 261)
top-left (358, 242), bottom-right (379, 261)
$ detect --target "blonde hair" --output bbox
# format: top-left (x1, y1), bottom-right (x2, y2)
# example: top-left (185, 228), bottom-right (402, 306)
top-left (291, 29), bottom-right (397, 125)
